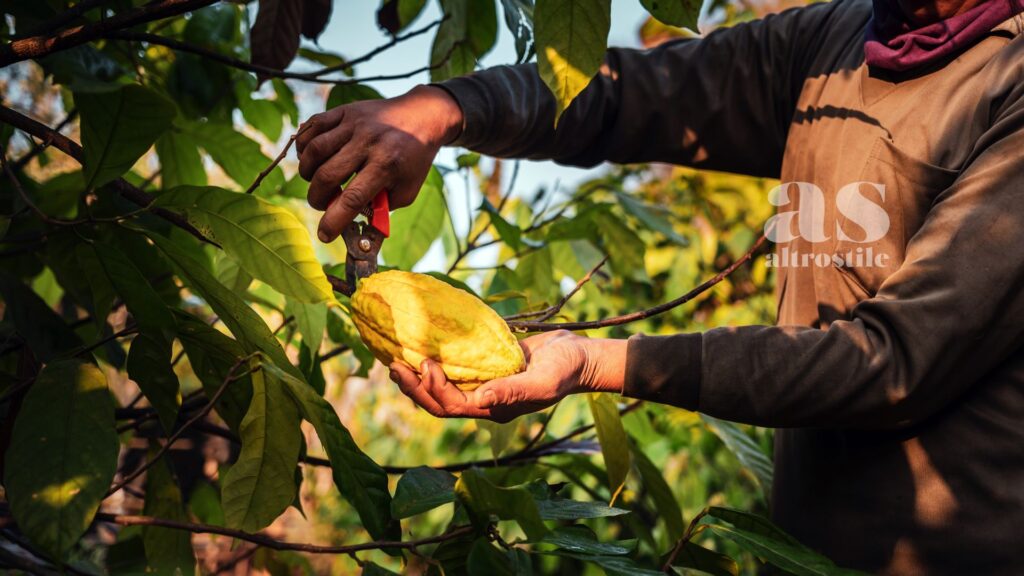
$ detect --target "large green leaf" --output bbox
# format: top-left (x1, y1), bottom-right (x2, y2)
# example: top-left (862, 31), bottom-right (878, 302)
top-left (706, 522), bottom-right (862, 576)
top-left (77, 84), bottom-right (176, 189)
top-left (175, 312), bottom-right (254, 433)
top-left (663, 542), bottom-right (739, 576)
top-left (260, 360), bottom-right (398, 540)
top-left (0, 271), bottom-right (83, 361)
top-left (534, 0), bottom-right (610, 122)
top-left (632, 444), bottom-right (685, 541)
top-left (181, 121), bottom-right (285, 193)
top-left (391, 466), bottom-right (457, 519)
top-left (640, 0), bottom-right (702, 30)
top-left (500, 0), bottom-right (535, 64)
top-left (92, 241), bottom-right (176, 333)
top-left (540, 525), bottom-right (632, 555)
top-left (546, 551), bottom-right (663, 576)
top-left (155, 186), bottom-right (334, 303)
top-left (467, 538), bottom-right (534, 575)
top-left (145, 230), bottom-right (300, 380)
top-left (155, 127), bottom-right (207, 190)
top-left (480, 197), bottom-right (522, 250)
top-left (4, 360), bottom-right (119, 559)
top-left (702, 415), bottom-right (773, 497)
top-left (284, 299), bottom-right (327, 353)
top-left (587, 393), bottom-right (630, 504)
top-left (221, 363), bottom-right (303, 532)
top-left (381, 167), bottom-right (445, 270)
top-left (127, 332), bottom-right (181, 434)
top-left (455, 469), bottom-right (547, 540)
top-left (430, 0), bottom-right (498, 81)
top-left (142, 448), bottom-right (196, 575)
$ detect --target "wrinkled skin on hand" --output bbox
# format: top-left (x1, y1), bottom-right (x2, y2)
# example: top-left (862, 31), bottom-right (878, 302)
top-left (389, 330), bottom-right (601, 423)
top-left (296, 85), bottom-right (463, 243)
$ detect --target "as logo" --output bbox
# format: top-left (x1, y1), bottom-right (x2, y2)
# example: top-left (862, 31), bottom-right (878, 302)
top-left (765, 182), bottom-right (889, 244)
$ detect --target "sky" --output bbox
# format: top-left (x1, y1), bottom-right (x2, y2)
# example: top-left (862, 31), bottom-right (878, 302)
top-left (286, 1), bottom-right (658, 264)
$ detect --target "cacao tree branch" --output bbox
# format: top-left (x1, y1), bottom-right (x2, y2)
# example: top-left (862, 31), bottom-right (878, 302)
top-left (106, 355), bottom-right (255, 497)
top-left (0, 104), bottom-right (216, 247)
top-left (12, 109), bottom-right (77, 170)
top-left (91, 513), bottom-right (475, 554)
top-left (506, 234), bottom-right (769, 333)
top-left (0, 0), bottom-right (220, 67)
top-left (661, 508), bottom-right (710, 573)
top-left (10, 0), bottom-right (113, 40)
top-left (503, 256), bottom-right (608, 322)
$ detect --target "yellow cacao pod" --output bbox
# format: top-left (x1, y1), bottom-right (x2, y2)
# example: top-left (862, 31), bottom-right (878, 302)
top-left (350, 270), bottom-right (525, 390)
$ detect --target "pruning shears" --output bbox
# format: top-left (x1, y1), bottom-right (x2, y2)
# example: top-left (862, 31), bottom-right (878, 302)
top-left (338, 190), bottom-right (390, 295)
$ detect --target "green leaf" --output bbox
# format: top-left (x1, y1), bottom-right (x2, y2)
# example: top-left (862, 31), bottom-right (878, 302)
top-left (284, 299), bottom-right (327, 353)
top-left (391, 466), bottom-right (457, 519)
top-left (221, 363), bottom-right (303, 533)
top-left (640, 0), bottom-right (701, 30)
top-left (587, 393), bottom-right (630, 504)
top-left (182, 121), bottom-right (285, 193)
top-left (155, 186), bottom-right (334, 303)
top-left (500, 0), bottom-right (536, 64)
top-left (533, 496), bottom-right (629, 521)
top-left (632, 444), bottom-right (685, 541)
top-left (534, 0), bottom-right (610, 122)
top-left (663, 542), bottom-right (739, 576)
top-left (298, 47), bottom-right (349, 70)
top-left (326, 84), bottom-right (383, 108)
top-left (145, 231), bottom-right (299, 379)
top-left (261, 359), bottom-right (398, 540)
top-left (4, 360), bottom-right (119, 559)
top-left (156, 127), bottom-right (207, 190)
top-left (92, 241), bottom-right (176, 333)
top-left (615, 191), bottom-right (688, 245)
top-left (175, 313), bottom-right (254, 433)
top-left (0, 270), bottom-right (83, 361)
top-left (594, 209), bottom-right (647, 282)
top-left (545, 551), bottom-right (663, 576)
top-left (481, 198), bottom-right (522, 250)
top-left (77, 84), bottom-right (176, 189)
top-left (188, 481), bottom-right (225, 526)
top-left (540, 525), bottom-right (632, 555)
top-left (363, 561), bottom-right (402, 576)
top-left (127, 332), bottom-right (181, 434)
top-left (215, 251), bottom-right (254, 294)
top-left (467, 538), bottom-right (533, 575)
top-left (382, 167), bottom-right (445, 270)
top-left (517, 245), bottom-right (556, 305)
top-left (142, 450), bottom-right (196, 575)
top-left (706, 507), bottom-right (801, 546)
top-left (326, 307), bottom-right (375, 377)
top-left (430, 0), bottom-right (498, 81)
top-left (456, 152), bottom-right (481, 168)
top-left (239, 96), bottom-right (284, 141)
top-left (701, 415), bottom-right (773, 497)
top-left (377, 0), bottom-right (428, 34)
top-left (455, 469), bottom-right (547, 540)
top-left (477, 418), bottom-right (517, 459)
top-left (705, 523), bottom-right (862, 576)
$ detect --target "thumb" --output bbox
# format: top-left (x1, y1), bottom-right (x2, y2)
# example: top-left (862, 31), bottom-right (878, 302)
top-left (471, 374), bottom-right (531, 409)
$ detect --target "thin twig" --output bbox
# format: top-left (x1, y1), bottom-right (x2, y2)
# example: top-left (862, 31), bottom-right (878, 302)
top-left (503, 256), bottom-right (608, 322)
top-left (520, 403), bottom-right (560, 453)
top-left (13, 109), bottom-right (77, 170)
top-left (506, 234), bottom-right (768, 333)
top-left (319, 344), bottom-right (350, 363)
top-left (92, 513), bottom-right (475, 555)
top-left (245, 125), bottom-right (310, 194)
top-left (106, 355), bottom-right (254, 496)
top-left (662, 508), bottom-right (710, 573)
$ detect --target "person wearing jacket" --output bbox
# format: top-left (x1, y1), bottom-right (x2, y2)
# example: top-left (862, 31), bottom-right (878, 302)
top-left (296, 0), bottom-right (1024, 571)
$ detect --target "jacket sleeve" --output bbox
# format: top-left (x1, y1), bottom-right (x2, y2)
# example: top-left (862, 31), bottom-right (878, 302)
top-left (435, 0), bottom-right (856, 178)
top-left (622, 87), bottom-right (1024, 429)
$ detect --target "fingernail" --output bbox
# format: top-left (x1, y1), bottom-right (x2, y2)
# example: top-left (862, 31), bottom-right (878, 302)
top-left (388, 370), bottom-right (399, 383)
top-left (318, 229), bottom-right (330, 243)
top-left (481, 390), bottom-right (497, 408)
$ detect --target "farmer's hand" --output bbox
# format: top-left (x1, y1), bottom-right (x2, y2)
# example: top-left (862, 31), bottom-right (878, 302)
top-left (389, 331), bottom-right (627, 423)
top-left (296, 85), bottom-right (463, 243)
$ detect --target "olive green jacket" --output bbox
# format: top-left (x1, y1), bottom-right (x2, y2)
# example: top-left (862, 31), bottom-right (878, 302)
top-left (439, 0), bottom-right (1024, 572)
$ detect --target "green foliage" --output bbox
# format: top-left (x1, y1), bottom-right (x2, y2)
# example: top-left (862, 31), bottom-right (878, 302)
top-left (4, 360), bottom-right (118, 559)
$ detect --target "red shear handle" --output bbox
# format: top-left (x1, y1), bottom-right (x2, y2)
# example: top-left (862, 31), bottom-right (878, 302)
top-left (371, 191), bottom-right (390, 237)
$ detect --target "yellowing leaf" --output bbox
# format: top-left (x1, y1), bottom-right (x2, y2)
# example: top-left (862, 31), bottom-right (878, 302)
top-left (156, 186), bottom-right (333, 303)
top-left (587, 393), bottom-right (630, 505)
top-left (534, 0), bottom-right (611, 123)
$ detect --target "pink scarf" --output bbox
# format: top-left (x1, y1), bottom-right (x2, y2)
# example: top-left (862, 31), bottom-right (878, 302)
top-left (865, 0), bottom-right (1024, 71)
